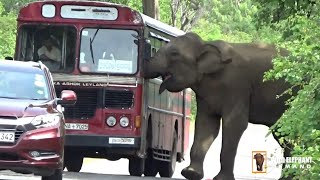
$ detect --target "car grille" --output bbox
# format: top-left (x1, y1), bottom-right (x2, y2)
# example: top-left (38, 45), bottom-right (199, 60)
top-left (0, 153), bottom-right (24, 161)
top-left (15, 129), bottom-right (24, 142)
top-left (0, 116), bottom-right (18, 120)
top-left (56, 88), bottom-right (99, 119)
top-left (105, 90), bottom-right (134, 108)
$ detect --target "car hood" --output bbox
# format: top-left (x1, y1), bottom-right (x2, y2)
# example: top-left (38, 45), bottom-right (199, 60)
top-left (0, 98), bottom-right (54, 118)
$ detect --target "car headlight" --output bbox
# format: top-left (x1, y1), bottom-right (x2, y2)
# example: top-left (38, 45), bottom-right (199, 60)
top-left (106, 116), bottom-right (116, 127)
top-left (31, 114), bottom-right (61, 128)
top-left (119, 117), bottom-right (129, 127)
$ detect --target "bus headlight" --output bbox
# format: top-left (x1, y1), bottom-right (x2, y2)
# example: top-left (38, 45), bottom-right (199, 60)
top-left (120, 117), bottom-right (129, 127)
top-left (106, 116), bottom-right (116, 127)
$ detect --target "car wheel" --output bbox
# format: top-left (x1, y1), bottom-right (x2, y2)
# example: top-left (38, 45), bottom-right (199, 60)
top-left (129, 157), bottom-right (144, 176)
top-left (41, 169), bottom-right (62, 180)
top-left (144, 149), bottom-right (158, 176)
top-left (158, 130), bottom-right (177, 178)
top-left (64, 154), bottom-right (83, 172)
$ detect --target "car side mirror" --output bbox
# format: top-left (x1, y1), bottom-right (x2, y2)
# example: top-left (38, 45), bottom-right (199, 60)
top-left (57, 90), bottom-right (77, 106)
top-left (5, 56), bottom-right (13, 60)
top-left (144, 40), bottom-right (152, 61)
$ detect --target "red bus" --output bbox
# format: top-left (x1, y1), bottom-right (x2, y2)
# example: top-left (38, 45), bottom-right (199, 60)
top-left (13, 0), bottom-right (192, 178)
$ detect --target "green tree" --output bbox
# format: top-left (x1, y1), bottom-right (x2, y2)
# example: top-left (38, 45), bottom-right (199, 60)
top-left (191, 0), bottom-right (259, 42)
top-left (0, 1), bottom-right (16, 59)
top-left (263, 15), bottom-right (320, 179)
top-left (0, 0), bottom-right (33, 15)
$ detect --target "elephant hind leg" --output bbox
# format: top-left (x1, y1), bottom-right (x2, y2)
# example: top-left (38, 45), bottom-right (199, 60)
top-left (181, 112), bottom-right (221, 180)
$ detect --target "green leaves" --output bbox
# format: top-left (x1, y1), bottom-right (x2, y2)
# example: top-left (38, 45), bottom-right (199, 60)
top-left (264, 15), bottom-right (320, 178)
top-left (0, 2), bottom-right (16, 59)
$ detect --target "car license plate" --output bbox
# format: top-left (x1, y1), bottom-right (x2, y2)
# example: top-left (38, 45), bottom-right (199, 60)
top-left (109, 137), bottom-right (134, 145)
top-left (65, 123), bottom-right (89, 130)
top-left (0, 131), bottom-right (15, 143)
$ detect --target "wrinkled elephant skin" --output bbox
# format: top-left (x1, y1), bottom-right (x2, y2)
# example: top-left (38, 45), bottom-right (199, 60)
top-left (143, 32), bottom-right (294, 180)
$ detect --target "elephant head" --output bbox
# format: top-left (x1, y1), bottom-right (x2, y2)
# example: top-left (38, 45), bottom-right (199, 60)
top-left (143, 32), bottom-right (234, 94)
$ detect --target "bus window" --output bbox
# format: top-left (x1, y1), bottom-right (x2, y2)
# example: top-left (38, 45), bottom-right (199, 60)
top-left (17, 25), bottom-right (76, 73)
top-left (79, 28), bottom-right (138, 74)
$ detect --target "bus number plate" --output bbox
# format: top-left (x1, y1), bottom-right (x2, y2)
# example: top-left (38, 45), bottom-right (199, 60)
top-left (109, 137), bottom-right (134, 145)
top-left (65, 123), bottom-right (89, 130)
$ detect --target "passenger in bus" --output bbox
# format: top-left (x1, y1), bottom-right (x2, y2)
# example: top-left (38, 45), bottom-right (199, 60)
top-left (37, 37), bottom-right (62, 70)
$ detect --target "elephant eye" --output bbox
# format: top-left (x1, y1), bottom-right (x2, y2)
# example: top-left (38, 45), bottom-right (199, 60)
top-left (170, 50), bottom-right (180, 57)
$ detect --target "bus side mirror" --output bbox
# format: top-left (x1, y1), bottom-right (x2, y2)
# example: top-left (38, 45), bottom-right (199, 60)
top-left (5, 56), bottom-right (13, 60)
top-left (144, 40), bottom-right (152, 61)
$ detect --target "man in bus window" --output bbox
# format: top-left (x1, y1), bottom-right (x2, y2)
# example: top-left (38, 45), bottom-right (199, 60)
top-left (37, 37), bottom-right (61, 70)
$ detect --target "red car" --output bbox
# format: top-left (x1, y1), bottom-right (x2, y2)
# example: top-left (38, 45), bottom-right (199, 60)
top-left (0, 60), bottom-right (77, 180)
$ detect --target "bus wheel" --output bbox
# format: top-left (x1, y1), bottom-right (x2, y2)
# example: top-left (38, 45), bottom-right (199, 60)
top-left (159, 130), bottom-right (177, 177)
top-left (64, 153), bottom-right (83, 172)
top-left (129, 157), bottom-right (144, 176)
top-left (144, 149), bottom-right (158, 176)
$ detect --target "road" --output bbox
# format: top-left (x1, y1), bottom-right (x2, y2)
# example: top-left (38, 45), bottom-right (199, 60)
top-left (0, 123), bottom-right (284, 180)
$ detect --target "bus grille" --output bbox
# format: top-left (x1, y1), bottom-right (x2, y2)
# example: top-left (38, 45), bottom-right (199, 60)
top-left (57, 89), bottom-right (98, 119)
top-left (105, 90), bottom-right (134, 108)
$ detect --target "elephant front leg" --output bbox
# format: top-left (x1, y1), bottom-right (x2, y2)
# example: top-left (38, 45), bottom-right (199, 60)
top-left (181, 107), bottom-right (221, 180)
top-left (214, 107), bottom-right (249, 180)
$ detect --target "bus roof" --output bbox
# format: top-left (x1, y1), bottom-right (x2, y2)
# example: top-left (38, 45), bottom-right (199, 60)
top-left (140, 14), bottom-right (185, 37)
top-left (18, 0), bottom-right (185, 38)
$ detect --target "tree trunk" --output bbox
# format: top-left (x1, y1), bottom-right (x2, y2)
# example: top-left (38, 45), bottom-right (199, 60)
top-left (143, 0), bottom-right (160, 20)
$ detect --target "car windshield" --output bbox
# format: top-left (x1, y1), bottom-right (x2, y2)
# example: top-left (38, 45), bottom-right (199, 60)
top-left (79, 28), bottom-right (138, 74)
top-left (0, 70), bottom-right (49, 100)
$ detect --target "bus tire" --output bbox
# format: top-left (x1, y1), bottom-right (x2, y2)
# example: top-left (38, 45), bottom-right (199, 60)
top-left (144, 149), bottom-right (158, 176)
top-left (159, 129), bottom-right (177, 178)
top-left (129, 157), bottom-right (144, 176)
top-left (64, 153), bottom-right (83, 172)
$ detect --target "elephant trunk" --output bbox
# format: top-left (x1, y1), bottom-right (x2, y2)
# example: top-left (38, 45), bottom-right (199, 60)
top-left (142, 58), bottom-right (166, 79)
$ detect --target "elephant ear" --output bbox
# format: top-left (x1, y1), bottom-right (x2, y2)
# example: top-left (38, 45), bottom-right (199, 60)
top-left (197, 40), bottom-right (233, 74)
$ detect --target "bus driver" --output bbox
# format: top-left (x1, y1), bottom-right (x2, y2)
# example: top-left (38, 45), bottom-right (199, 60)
top-left (37, 37), bottom-right (61, 70)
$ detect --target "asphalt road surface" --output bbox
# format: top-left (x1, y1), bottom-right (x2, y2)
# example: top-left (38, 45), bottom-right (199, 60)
top-left (0, 171), bottom-right (184, 180)
top-left (0, 123), bottom-right (284, 180)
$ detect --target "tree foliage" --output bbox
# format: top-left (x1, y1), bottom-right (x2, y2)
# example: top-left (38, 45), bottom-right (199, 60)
top-left (262, 11), bottom-right (320, 180)
top-left (0, 1), bottom-right (16, 59)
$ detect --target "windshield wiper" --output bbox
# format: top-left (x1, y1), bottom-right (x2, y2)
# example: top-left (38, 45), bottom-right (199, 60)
top-left (0, 96), bottom-right (47, 100)
top-left (30, 98), bottom-right (48, 100)
top-left (24, 99), bottom-right (53, 113)
top-left (0, 96), bottom-right (20, 99)
top-left (89, 28), bottom-right (100, 64)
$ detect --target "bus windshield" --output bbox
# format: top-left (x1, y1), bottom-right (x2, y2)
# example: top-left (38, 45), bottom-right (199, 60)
top-left (79, 28), bottom-right (138, 74)
top-left (17, 25), bottom-right (76, 73)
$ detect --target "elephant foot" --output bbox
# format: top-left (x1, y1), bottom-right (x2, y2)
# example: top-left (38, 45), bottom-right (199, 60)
top-left (181, 166), bottom-right (203, 180)
top-left (212, 172), bottom-right (235, 180)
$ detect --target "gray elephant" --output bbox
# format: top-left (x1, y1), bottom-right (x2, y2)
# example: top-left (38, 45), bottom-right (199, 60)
top-left (143, 32), bottom-right (294, 180)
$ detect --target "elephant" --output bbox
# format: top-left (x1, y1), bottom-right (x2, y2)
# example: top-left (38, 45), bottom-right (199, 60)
top-left (143, 32), bottom-right (295, 180)
top-left (254, 153), bottom-right (265, 171)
